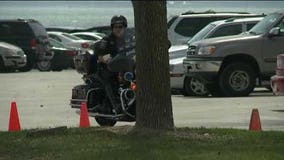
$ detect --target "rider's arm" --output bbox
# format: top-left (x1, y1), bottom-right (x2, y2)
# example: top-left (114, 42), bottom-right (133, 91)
top-left (94, 37), bottom-right (110, 64)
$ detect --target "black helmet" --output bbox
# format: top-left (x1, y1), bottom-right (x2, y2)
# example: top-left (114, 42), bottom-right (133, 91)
top-left (111, 15), bottom-right (127, 28)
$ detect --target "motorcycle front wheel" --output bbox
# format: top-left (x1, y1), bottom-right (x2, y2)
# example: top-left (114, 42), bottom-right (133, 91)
top-left (95, 117), bottom-right (117, 127)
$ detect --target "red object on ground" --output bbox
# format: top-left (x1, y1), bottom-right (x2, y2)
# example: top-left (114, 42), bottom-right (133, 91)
top-left (271, 54), bottom-right (284, 95)
top-left (8, 101), bottom-right (21, 132)
top-left (80, 102), bottom-right (90, 128)
top-left (249, 108), bottom-right (262, 131)
top-left (271, 75), bottom-right (284, 96)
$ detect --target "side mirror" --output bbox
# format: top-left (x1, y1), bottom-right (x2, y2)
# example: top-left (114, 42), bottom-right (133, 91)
top-left (268, 27), bottom-right (280, 37)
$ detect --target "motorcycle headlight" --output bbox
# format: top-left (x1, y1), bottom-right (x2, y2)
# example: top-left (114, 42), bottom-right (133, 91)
top-left (197, 46), bottom-right (216, 55)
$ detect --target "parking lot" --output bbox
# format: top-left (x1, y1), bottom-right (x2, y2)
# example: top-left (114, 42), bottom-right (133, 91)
top-left (0, 69), bottom-right (283, 131)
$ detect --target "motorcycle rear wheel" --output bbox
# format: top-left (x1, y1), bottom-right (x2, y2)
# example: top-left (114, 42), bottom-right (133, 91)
top-left (95, 117), bottom-right (117, 127)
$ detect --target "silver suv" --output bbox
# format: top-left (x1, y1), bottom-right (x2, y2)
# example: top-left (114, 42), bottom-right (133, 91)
top-left (167, 11), bottom-right (261, 45)
top-left (170, 17), bottom-right (263, 97)
top-left (183, 10), bottom-right (284, 97)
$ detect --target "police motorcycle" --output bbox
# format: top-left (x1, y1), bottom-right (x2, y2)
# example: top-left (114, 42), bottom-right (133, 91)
top-left (70, 29), bottom-right (136, 126)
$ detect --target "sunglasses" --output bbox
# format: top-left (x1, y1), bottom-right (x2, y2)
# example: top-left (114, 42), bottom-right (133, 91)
top-left (114, 25), bottom-right (124, 29)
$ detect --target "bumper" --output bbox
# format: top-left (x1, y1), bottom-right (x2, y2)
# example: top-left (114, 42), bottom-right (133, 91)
top-left (170, 74), bottom-right (185, 89)
top-left (3, 55), bottom-right (27, 68)
top-left (183, 58), bottom-right (222, 83)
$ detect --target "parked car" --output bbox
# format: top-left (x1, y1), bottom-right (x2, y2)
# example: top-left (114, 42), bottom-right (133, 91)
top-left (0, 19), bottom-right (53, 71)
top-left (0, 42), bottom-right (26, 72)
top-left (48, 38), bottom-right (81, 71)
top-left (83, 25), bottom-right (112, 35)
top-left (46, 26), bottom-right (111, 35)
top-left (169, 17), bottom-right (263, 96)
top-left (183, 10), bottom-right (284, 97)
top-left (46, 26), bottom-right (86, 33)
top-left (168, 10), bottom-right (263, 45)
top-left (48, 32), bottom-right (95, 51)
top-left (71, 32), bottom-right (103, 41)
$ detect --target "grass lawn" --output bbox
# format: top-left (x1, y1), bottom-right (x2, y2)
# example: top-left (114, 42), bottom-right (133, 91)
top-left (0, 126), bottom-right (283, 160)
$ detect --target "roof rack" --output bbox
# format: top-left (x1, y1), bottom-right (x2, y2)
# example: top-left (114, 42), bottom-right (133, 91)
top-left (16, 18), bottom-right (37, 22)
top-left (181, 10), bottom-right (250, 15)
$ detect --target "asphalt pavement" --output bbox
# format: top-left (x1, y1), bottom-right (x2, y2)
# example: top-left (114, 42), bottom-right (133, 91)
top-left (0, 69), bottom-right (283, 131)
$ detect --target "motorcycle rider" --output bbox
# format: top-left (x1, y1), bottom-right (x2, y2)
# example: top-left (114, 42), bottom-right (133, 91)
top-left (92, 15), bottom-right (133, 114)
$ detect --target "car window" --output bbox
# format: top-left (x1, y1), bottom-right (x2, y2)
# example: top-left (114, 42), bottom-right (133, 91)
top-left (76, 35), bottom-right (98, 41)
top-left (168, 16), bottom-right (178, 29)
top-left (174, 17), bottom-right (217, 37)
top-left (49, 34), bottom-right (62, 42)
top-left (28, 22), bottom-right (48, 37)
top-left (246, 22), bottom-right (258, 31)
top-left (209, 24), bottom-right (242, 38)
top-left (0, 24), bottom-right (11, 36)
top-left (49, 38), bottom-right (65, 48)
top-left (187, 23), bottom-right (216, 44)
top-left (1, 23), bottom-right (32, 37)
top-left (249, 13), bottom-right (281, 35)
top-left (62, 33), bottom-right (82, 40)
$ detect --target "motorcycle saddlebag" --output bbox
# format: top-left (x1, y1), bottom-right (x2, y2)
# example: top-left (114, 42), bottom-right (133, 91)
top-left (70, 84), bottom-right (88, 108)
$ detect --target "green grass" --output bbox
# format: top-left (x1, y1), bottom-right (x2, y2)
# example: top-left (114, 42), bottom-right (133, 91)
top-left (0, 127), bottom-right (283, 160)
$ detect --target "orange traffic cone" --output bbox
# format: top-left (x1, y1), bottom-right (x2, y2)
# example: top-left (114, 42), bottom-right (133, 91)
top-left (249, 108), bottom-right (262, 131)
top-left (8, 101), bottom-right (21, 132)
top-left (80, 102), bottom-right (90, 128)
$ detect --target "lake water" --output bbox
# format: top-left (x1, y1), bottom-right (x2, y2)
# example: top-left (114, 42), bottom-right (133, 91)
top-left (0, 1), bottom-right (283, 29)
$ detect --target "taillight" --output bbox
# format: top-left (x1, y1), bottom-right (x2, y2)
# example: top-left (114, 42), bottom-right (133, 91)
top-left (67, 50), bottom-right (77, 56)
top-left (31, 39), bottom-right (37, 49)
top-left (130, 82), bottom-right (137, 91)
top-left (81, 43), bottom-right (90, 48)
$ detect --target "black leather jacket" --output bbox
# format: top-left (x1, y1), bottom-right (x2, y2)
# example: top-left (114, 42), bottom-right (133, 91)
top-left (94, 33), bottom-right (119, 58)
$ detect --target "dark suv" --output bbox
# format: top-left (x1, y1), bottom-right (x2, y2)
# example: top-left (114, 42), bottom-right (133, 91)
top-left (0, 19), bottom-right (53, 71)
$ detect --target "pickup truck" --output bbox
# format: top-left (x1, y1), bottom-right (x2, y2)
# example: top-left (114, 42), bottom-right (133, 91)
top-left (183, 10), bottom-right (284, 97)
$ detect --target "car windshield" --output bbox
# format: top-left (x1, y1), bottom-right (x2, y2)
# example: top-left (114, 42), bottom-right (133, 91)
top-left (62, 33), bottom-right (82, 40)
top-left (49, 38), bottom-right (66, 48)
top-left (249, 13), bottom-right (282, 35)
top-left (187, 23), bottom-right (216, 45)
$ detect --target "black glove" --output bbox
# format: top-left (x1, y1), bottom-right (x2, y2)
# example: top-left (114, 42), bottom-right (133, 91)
top-left (94, 39), bottom-right (108, 56)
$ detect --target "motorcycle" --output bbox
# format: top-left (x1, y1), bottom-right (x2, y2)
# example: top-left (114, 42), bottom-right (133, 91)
top-left (70, 32), bottom-right (136, 126)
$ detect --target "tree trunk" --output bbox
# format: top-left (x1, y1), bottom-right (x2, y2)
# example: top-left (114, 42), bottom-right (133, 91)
top-left (132, 1), bottom-right (174, 131)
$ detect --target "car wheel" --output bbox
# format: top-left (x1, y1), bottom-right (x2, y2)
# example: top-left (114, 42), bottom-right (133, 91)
top-left (95, 117), bottom-right (117, 127)
top-left (36, 60), bottom-right (51, 72)
top-left (183, 77), bottom-right (209, 97)
top-left (219, 62), bottom-right (256, 97)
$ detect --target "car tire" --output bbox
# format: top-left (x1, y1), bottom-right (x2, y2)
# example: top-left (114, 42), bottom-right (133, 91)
top-left (218, 62), bottom-right (256, 97)
top-left (183, 77), bottom-right (209, 97)
top-left (95, 117), bottom-right (117, 127)
top-left (19, 55), bottom-right (35, 72)
top-left (36, 60), bottom-right (51, 72)
top-left (207, 83), bottom-right (223, 97)
top-left (52, 66), bottom-right (63, 72)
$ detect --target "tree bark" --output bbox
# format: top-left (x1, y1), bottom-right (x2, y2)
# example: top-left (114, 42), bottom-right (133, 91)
top-left (132, 1), bottom-right (174, 131)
